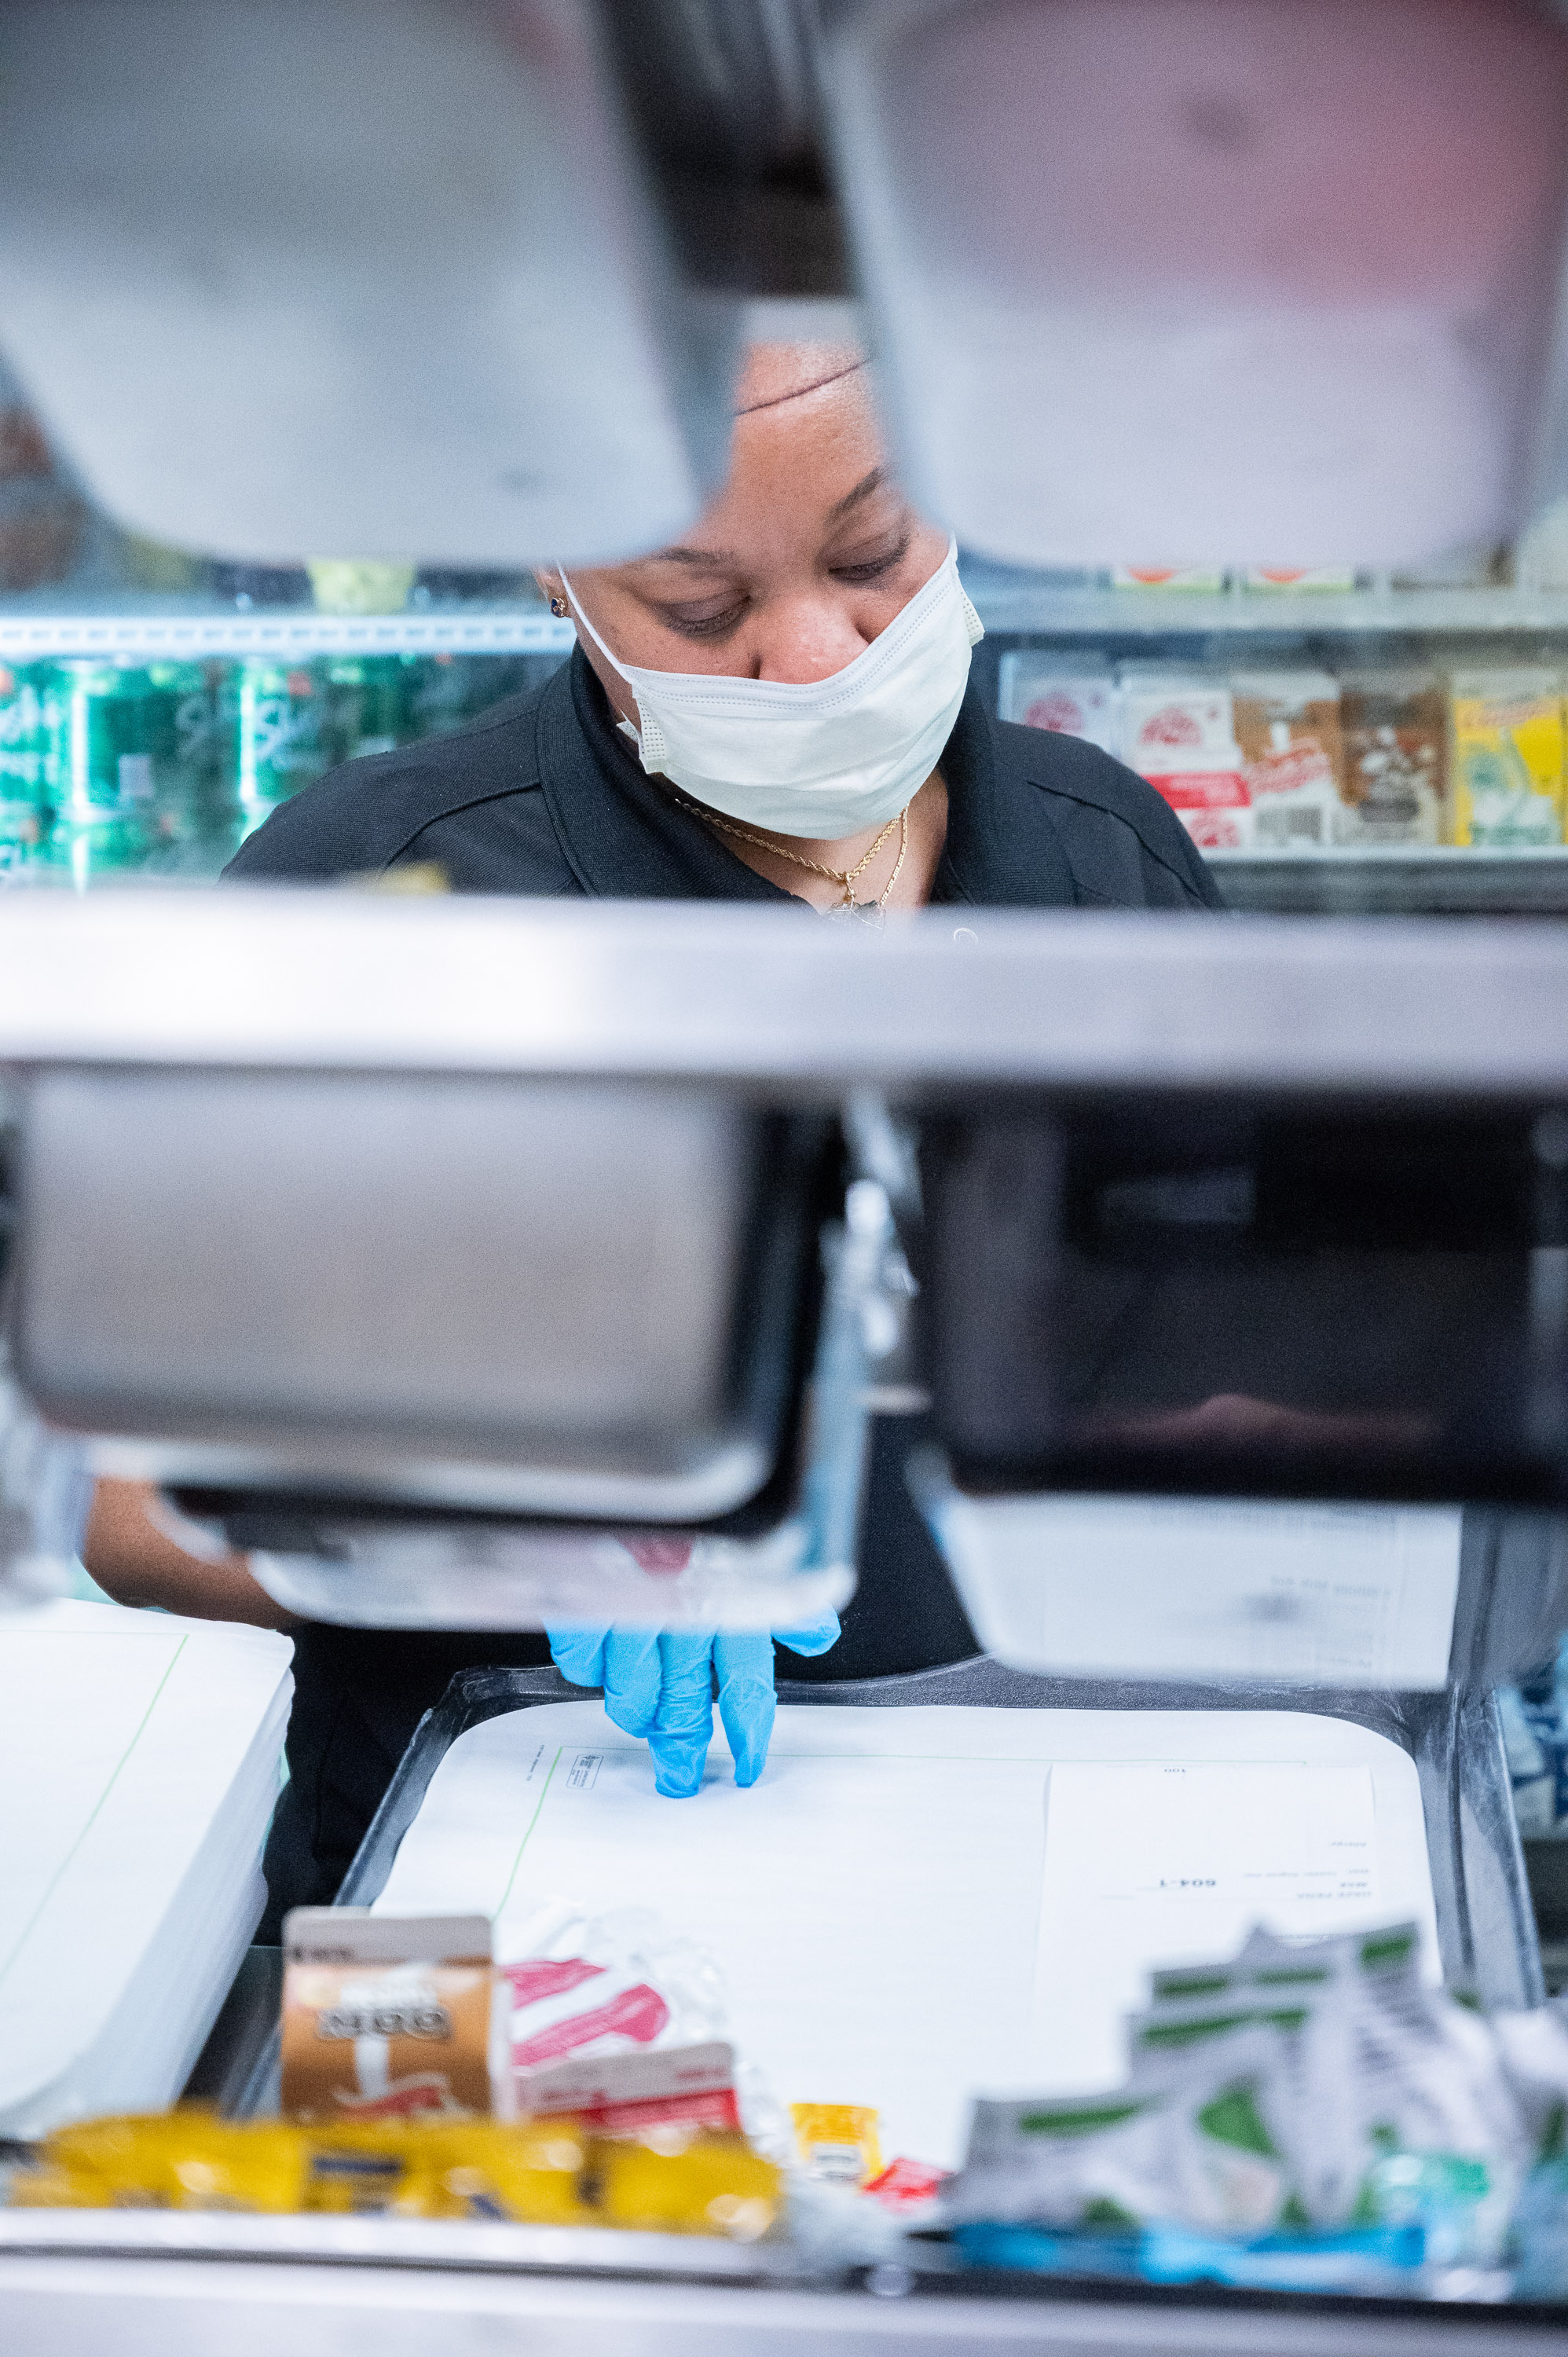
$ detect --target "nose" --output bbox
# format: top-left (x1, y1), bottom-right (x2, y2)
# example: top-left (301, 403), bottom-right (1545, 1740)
top-left (753, 592), bottom-right (872, 685)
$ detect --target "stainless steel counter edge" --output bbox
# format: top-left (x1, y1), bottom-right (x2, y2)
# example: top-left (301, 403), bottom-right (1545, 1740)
top-left (3, 894), bottom-right (1568, 1094)
top-left (2, 2243), bottom-right (1567, 2357)
top-left (0, 2205), bottom-right (808, 2278)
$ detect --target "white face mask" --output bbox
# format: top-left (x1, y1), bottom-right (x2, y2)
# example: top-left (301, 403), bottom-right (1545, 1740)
top-left (557, 539), bottom-right (984, 841)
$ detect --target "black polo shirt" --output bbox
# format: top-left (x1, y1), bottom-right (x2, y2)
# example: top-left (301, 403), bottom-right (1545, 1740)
top-left (232, 649), bottom-right (1222, 1926)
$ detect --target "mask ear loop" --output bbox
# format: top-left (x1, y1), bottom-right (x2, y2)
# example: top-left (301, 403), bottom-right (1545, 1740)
top-left (555, 566), bottom-right (668, 768)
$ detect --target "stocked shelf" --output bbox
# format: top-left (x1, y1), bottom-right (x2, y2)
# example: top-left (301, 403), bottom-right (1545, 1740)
top-left (0, 607), bottom-right (577, 662)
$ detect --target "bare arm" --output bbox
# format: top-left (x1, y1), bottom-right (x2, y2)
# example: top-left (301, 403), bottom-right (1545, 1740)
top-left (81, 1476), bottom-right (298, 1632)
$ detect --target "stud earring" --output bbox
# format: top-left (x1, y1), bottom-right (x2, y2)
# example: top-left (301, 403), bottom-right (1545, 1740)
top-left (549, 594), bottom-right (569, 618)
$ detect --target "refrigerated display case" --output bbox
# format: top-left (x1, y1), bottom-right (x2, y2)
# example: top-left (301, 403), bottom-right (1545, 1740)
top-left (0, 595), bottom-right (573, 886)
top-left (969, 562), bottom-right (1568, 916)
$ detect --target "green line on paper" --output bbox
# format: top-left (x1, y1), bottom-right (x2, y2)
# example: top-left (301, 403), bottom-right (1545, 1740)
top-left (0, 1634), bottom-right (189, 1993)
top-left (496, 1746), bottom-right (562, 1915)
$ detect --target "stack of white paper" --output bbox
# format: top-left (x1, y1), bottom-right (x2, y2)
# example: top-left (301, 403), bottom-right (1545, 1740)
top-left (376, 1700), bottom-right (1438, 2172)
top-left (0, 1599), bottom-right (293, 2136)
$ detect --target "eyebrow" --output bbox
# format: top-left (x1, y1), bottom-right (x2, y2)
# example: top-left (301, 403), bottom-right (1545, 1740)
top-left (826, 466), bottom-right (888, 523)
top-left (639, 467), bottom-right (894, 573)
top-left (642, 544), bottom-right (740, 569)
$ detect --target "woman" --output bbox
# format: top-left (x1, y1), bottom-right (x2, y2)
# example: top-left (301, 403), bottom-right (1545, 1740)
top-left (84, 343), bottom-right (1221, 1924)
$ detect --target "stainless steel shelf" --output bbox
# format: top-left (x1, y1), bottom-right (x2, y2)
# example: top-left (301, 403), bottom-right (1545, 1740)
top-left (1209, 849), bottom-right (1568, 918)
top-left (0, 610), bottom-right (576, 662)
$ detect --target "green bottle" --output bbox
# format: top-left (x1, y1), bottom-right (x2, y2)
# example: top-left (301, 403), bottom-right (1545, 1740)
top-left (230, 660), bottom-right (333, 823)
top-left (324, 654), bottom-right (412, 762)
top-left (40, 661), bottom-right (180, 827)
top-left (0, 662), bottom-right (49, 880)
top-left (35, 814), bottom-right (151, 886)
top-left (147, 658), bottom-right (225, 828)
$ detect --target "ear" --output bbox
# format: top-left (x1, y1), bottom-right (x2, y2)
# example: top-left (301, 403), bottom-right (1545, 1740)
top-left (534, 566), bottom-right (564, 606)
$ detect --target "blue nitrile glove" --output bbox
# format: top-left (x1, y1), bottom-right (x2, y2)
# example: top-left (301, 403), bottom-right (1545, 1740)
top-left (545, 1618), bottom-right (841, 1798)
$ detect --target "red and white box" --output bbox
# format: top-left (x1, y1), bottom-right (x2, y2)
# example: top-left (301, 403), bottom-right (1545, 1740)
top-left (1117, 666), bottom-right (1251, 849)
top-left (998, 653), bottom-right (1120, 756)
top-left (503, 1952), bottom-right (741, 2134)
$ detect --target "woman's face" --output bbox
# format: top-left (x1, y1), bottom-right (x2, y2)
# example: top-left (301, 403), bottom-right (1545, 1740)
top-left (540, 346), bottom-right (949, 722)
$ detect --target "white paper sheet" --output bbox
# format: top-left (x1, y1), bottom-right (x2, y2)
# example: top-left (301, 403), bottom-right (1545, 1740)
top-left (0, 1599), bottom-right (293, 2131)
top-left (1033, 1760), bottom-right (1389, 2093)
top-left (921, 1492), bottom-right (1463, 1688)
top-left (375, 1700), bottom-right (1438, 2171)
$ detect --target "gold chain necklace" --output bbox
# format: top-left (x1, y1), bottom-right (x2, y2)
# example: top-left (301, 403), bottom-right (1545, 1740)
top-left (671, 793), bottom-right (910, 914)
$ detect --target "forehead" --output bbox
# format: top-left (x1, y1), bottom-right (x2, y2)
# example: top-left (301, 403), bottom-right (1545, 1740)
top-left (719, 348), bottom-right (886, 524)
top-left (733, 339), bottom-right (867, 413)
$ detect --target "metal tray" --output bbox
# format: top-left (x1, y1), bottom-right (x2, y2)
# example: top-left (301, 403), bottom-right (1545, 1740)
top-left (333, 1656), bottom-right (1541, 2007)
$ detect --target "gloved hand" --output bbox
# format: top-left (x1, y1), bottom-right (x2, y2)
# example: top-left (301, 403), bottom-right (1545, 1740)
top-left (545, 1616), bottom-right (841, 1798)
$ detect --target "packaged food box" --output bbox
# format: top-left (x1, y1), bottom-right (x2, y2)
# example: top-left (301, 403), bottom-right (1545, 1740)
top-left (1230, 669), bottom-right (1346, 853)
top-left (1240, 567), bottom-right (1357, 592)
top-left (281, 1910), bottom-right (514, 2124)
top-left (1111, 566), bottom-right (1228, 592)
top-left (1338, 669), bottom-right (1447, 847)
top-left (1449, 667), bottom-right (1565, 849)
top-left (1118, 666), bottom-right (1251, 850)
top-left (997, 652), bottom-right (1119, 755)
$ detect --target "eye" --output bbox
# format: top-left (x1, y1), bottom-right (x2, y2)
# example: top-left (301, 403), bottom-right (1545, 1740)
top-left (659, 598), bottom-right (749, 641)
top-left (830, 530), bottom-right (911, 585)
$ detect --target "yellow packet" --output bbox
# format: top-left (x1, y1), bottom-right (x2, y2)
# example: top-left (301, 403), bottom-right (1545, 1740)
top-left (593, 2128), bottom-right (781, 2240)
top-left (789, 2102), bottom-right (883, 2187)
top-left (20, 2113), bottom-right (309, 2212)
top-left (402, 2118), bottom-right (593, 2225)
top-left (8, 2161), bottom-right (108, 2209)
top-left (1450, 667), bottom-right (1565, 847)
top-left (302, 2117), bottom-right (422, 2214)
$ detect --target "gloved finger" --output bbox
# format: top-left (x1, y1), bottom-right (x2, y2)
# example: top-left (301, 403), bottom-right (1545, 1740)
top-left (713, 1630), bottom-right (778, 1788)
top-left (544, 1625), bottom-right (611, 1689)
top-left (646, 1631), bottom-right (716, 1798)
top-left (774, 1609), bottom-right (841, 1661)
top-left (597, 1627), bottom-right (666, 1739)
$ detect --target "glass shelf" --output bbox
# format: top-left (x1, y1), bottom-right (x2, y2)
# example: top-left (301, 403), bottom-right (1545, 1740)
top-left (0, 607), bottom-right (577, 662)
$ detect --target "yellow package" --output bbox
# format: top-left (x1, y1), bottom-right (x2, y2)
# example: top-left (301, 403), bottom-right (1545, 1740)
top-left (789, 2102), bottom-right (883, 2187)
top-left (35, 2113), bottom-right (172, 2206)
top-left (593, 2128), bottom-right (781, 2240)
top-left (1450, 667), bottom-right (1565, 847)
top-left (302, 2117), bottom-right (423, 2214)
top-left (16, 2113), bottom-right (308, 2213)
top-left (8, 2161), bottom-right (108, 2209)
top-left (399, 2118), bottom-right (593, 2225)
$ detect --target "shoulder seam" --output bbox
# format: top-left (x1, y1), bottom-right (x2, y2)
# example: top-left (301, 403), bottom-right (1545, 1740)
top-left (379, 779), bottom-right (548, 873)
top-left (1021, 768), bottom-right (1210, 903)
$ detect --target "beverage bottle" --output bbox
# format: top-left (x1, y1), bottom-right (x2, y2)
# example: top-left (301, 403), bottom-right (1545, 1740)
top-left (323, 654), bottom-right (412, 762)
top-left (403, 651), bottom-right (475, 739)
top-left (35, 661), bottom-right (187, 874)
top-left (0, 662), bottom-right (49, 881)
top-left (147, 658), bottom-right (225, 841)
top-left (229, 660), bottom-right (334, 831)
